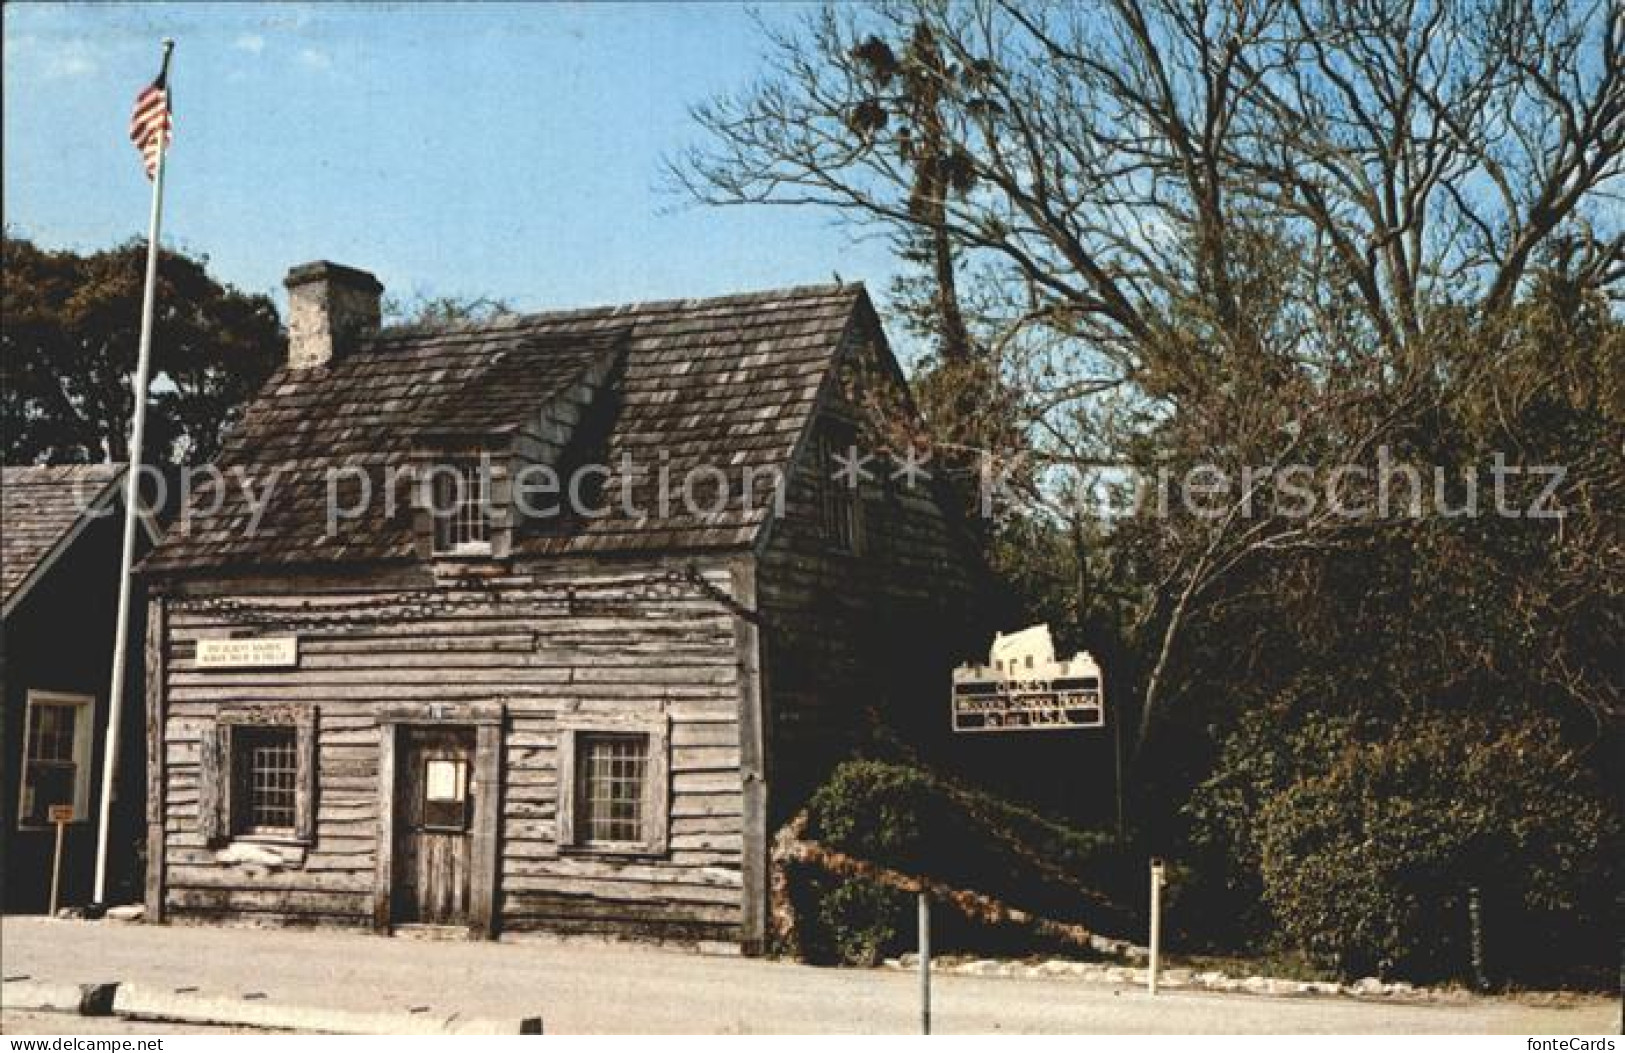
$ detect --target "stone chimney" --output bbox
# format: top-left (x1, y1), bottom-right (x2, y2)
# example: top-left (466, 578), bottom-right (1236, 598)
top-left (284, 261), bottom-right (383, 369)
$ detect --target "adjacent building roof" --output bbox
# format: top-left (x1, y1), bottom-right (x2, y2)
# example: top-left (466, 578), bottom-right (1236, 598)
top-left (142, 282), bottom-right (870, 575)
top-left (2, 464), bottom-right (128, 616)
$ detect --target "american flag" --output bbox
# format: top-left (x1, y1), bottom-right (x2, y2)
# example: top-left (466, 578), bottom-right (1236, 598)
top-left (129, 71), bottom-right (171, 179)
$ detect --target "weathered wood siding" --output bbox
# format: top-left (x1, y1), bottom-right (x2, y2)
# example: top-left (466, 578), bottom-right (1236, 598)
top-left (152, 556), bottom-right (750, 943)
top-left (757, 324), bottom-right (977, 820)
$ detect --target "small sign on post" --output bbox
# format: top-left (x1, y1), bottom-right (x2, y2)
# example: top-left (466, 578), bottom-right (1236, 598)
top-left (48, 804), bottom-right (74, 916)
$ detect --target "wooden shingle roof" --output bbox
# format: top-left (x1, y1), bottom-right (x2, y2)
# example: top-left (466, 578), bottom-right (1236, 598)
top-left (2, 464), bottom-right (125, 614)
top-left (142, 282), bottom-right (866, 574)
top-left (411, 328), bottom-right (629, 441)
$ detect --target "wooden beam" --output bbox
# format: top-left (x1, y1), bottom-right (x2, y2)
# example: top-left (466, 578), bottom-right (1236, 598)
top-left (197, 723), bottom-right (225, 846)
top-left (556, 727), bottom-right (577, 849)
top-left (731, 556), bottom-right (769, 955)
top-left (470, 722), bottom-right (503, 939)
top-left (295, 708), bottom-right (318, 843)
top-left (375, 700), bottom-right (504, 726)
top-left (371, 723), bottom-right (396, 934)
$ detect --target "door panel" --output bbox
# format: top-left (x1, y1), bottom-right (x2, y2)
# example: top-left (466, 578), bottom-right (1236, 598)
top-left (393, 726), bottom-right (475, 926)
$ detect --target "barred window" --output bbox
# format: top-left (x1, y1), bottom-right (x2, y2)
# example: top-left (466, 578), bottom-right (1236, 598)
top-left (558, 713), bottom-right (669, 855)
top-left (818, 430), bottom-right (861, 553)
top-left (432, 461), bottom-right (491, 554)
top-left (233, 725), bottom-right (298, 835)
top-left (201, 705), bottom-right (317, 846)
top-left (578, 734), bottom-right (648, 845)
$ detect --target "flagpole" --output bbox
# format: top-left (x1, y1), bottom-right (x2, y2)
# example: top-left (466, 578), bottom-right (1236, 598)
top-left (93, 38), bottom-right (174, 910)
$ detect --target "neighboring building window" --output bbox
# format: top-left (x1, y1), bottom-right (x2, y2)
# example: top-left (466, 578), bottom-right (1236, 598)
top-left (432, 461), bottom-right (492, 555)
top-left (18, 692), bottom-right (92, 828)
top-left (557, 711), bottom-right (669, 854)
top-left (201, 705), bottom-right (317, 845)
top-left (817, 427), bottom-right (861, 553)
top-left (233, 725), bottom-right (298, 836)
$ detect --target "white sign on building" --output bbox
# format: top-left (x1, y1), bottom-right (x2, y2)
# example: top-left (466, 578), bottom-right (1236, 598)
top-left (195, 636), bottom-right (299, 670)
top-left (951, 624), bottom-right (1104, 733)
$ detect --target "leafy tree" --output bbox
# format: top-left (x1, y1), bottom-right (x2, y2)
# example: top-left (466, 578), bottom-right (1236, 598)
top-left (2, 236), bottom-right (281, 466)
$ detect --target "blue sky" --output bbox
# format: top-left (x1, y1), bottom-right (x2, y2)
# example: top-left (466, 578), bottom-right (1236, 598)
top-left (3, 2), bottom-right (902, 318)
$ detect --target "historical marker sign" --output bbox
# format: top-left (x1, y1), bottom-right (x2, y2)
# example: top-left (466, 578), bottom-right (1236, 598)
top-left (952, 624), bottom-right (1105, 733)
top-left (196, 636), bottom-right (299, 669)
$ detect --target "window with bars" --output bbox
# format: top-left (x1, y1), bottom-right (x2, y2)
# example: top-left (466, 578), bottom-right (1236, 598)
top-left (202, 705), bottom-right (317, 846)
top-left (578, 734), bottom-right (648, 845)
top-left (18, 693), bottom-right (92, 827)
top-left (557, 712), bottom-right (669, 855)
top-left (233, 725), bottom-right (298, 835)
top-left (818, 428), bottom-right (861, 553)
top-left (432, 461), bottom-right (492, 554)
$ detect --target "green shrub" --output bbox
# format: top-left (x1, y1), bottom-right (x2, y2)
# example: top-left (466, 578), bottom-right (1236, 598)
top-left (801, 759), bottom-right (1134, 941)
top-left (817, 876), bottom-right (913, 967)
top-left (807, 761), bottom-right (941, 871)
top-left (1254, 714), bottom-right (1618, 982)
top-left (1184, 702), bottom-right (1367, 946)
top-left (780, 859), bottom-right (912, 966)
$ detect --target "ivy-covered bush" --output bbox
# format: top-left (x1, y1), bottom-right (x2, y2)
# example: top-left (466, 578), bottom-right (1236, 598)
top-left (1253, 714), bottom-right (1618, 982)
top-left (782, 859), bottom-right (913, 967)
top-left (788, 759), bottom-right (1134, 966)
top-left (805, 761), bottom-right (943, 870)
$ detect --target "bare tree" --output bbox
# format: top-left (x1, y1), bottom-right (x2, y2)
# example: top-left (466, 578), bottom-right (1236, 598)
top-left (674, 0), bottom-right (1623, 749)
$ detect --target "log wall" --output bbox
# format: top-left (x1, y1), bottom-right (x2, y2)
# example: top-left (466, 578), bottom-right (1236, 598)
top-left (756, 326), bottom-right (978, 820)
top-left (152, 556), bottom-right (751, 945)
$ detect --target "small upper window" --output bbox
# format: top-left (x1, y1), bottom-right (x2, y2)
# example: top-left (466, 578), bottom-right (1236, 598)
top-left (432, 461), bottom-right (492, 555)
top-left (817, 428), bottom-right (861, 553)
top-left (18, 693), bottom-right (92, 828)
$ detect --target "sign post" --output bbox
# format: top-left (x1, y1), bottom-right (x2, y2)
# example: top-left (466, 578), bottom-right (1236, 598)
top-left (1148, 858), bottom-right (1165, 996)
top-left (918, 889), bottom-right (931, 1035)
top-left (48, 804), bottom-right (74, 916)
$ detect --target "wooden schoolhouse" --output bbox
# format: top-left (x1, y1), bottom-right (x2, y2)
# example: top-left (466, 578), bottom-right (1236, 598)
top-left (138, 261), bottom-right (972, 950)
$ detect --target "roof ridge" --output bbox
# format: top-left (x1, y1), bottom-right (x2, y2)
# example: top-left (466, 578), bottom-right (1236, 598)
top-left (1, 463), bottom-right (125, 480)
top-left (374, 281), bottom-right (863, 343)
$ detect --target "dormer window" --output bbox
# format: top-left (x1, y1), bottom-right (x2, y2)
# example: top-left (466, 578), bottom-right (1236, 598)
top-left (432, 460), bottom-right (492, 556)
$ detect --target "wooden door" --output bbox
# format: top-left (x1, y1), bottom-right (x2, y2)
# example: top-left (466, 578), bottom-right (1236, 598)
top-left (393, 726), bottom-right (476, 926)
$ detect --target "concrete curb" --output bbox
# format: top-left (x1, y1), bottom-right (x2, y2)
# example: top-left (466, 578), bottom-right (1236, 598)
top-left (111, 984), bottom-right (542, 1035)
top-left (1, 979), bottom-right (119, 1016)
top-left (880, 957), bottom-right (1462, 1003)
